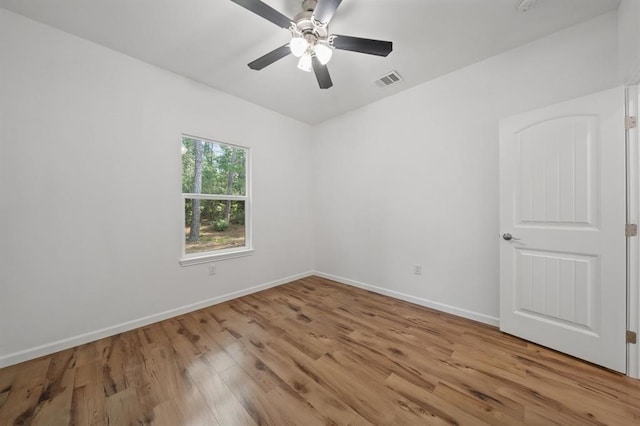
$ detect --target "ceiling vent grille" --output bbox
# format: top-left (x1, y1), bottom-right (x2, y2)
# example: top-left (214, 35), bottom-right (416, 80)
top-left (374, 70), bottom-right (403, 88)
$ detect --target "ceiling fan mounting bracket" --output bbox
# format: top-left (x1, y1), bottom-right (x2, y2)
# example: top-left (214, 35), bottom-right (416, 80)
top-left (302, 0), bottom-right (318, 12)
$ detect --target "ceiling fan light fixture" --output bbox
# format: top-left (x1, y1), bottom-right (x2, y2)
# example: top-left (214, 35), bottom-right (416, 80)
top-left (289, 36), bottom-right (308, 57)
top-left (314, 41), bottom-right (333, 65)
top-left (232, 0), bottom-right (393, 89)
top-left (297, 52), bottom-right (313, 72)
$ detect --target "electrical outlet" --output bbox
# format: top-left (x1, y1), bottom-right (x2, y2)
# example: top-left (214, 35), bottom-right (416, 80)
top-left (208, 264), bottom-right (216, 276)
top-left (414, 265), bottom-right (422, 275)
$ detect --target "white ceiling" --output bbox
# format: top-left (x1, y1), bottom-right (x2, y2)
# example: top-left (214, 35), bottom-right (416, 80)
top-left (0, 0), bottom-right (620, 124)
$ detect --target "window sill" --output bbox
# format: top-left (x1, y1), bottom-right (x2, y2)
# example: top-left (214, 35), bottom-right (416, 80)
top-left (179, 248), bottom-right (254, 266)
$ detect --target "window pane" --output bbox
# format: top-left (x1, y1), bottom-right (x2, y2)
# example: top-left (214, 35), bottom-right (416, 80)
top-left (184, 199), bottom-right (246, 254)
top-left (182, 137), bottom-right (246, 196)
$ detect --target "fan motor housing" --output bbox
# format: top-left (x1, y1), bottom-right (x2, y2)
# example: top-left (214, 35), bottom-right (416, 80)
top-left (293, 0), bottom-right (329, 43)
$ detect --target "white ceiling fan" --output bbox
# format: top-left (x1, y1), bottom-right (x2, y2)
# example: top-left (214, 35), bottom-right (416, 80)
top-left (231, 0), bottom-right (393, 89)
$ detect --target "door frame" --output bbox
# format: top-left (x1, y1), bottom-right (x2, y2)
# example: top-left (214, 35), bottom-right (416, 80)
top-left (626, 83), bottom-right (639, 379)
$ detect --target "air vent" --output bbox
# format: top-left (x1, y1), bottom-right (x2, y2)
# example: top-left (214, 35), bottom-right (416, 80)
top-left (374, 70), bottom-right (403, 88)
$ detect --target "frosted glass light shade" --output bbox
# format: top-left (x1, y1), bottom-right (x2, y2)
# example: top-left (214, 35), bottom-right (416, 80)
top-left (297, 53), bottom-right (312, 72)
top-left (314, 42), bottom-right (333, 65)
top-left (289, 37), bottom-right (308, 57)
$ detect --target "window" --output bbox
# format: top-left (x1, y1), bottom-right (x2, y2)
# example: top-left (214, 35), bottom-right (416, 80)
top-left (179, 135), bottom-right (251, 265)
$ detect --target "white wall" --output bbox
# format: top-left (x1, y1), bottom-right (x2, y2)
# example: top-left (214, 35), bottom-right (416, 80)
top-left (0, 9), bottom-right (314, 366)
top-left (618, 0), bottom-right (640, 84)
top-left (312, 12), bottom-right (620, 324)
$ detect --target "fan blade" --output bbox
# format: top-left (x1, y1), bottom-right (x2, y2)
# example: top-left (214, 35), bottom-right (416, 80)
top-left (312, 0), bottom-right (343, 25)
top-left (332, 35), bottom-right (393, 57)
top-left (248, 44), bottom-right (291, 70)
top-left (312, 55), bottom-right (333, 89)
top-left (231, 0), bottom-right (291, 28)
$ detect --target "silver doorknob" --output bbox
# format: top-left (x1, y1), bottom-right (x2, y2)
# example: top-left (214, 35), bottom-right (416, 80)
top-left (502, 233), bottom-right (520, 241)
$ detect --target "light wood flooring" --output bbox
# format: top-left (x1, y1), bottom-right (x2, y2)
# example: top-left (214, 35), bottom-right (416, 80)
top-left (1, 276), bottom-right (640, 425)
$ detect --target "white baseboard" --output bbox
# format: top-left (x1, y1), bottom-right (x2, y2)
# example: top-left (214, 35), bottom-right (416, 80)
top-left (313, 271), bottom-right (500, 328)
top-left (0, 271), bottom-right (314, 368)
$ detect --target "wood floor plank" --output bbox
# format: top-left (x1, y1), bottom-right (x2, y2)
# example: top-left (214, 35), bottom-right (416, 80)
top-left (310, 352), bottom-right (405, 423)
top-left (29, 351), bottom-right (76, 426)
top-left (72, 360), bottom-right (105, 426)
top-left (186, 356), bottom-right (257, 426)
top-left (2, 276), bottom-right (640, 425)
top-left (160, 318), bottom-right (202, 364)
top-left (243, 328), bottom-right (368, 424)
top-left (0, 382), bottom-right (46, 426)
top-left (102, 336), bottom-right (127, 398)
top-left (219, 365), bottom-right (290, 425)
top-left (432, 381), bottom-right (523, 425)
top-left (122, 360), bottom-right (156, 423)
top-left (104, 388), bottom-right (147, 426)
top-left (70, 385), bottom-right (97, 426)
top-left (264, 384), bottom-right (327, 426)
top-left (178, 314), bottom-right (237, 373)
top-left (192, 310), bottom-right (287, 394)
top-left (151, 395), bottom-right (219, 426)
top-left (385, 373), bottom-right (493, 425)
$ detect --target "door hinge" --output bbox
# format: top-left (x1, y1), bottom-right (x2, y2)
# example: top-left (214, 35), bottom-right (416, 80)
top-left (627, 330), bottom-right (637, 344)
top-left (625, 224), bottom-right (638, 237)
top-left (625, 116), bottom-right (637, 130)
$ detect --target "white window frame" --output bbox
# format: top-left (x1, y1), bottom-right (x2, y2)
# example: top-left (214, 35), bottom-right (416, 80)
top-left (179, 134), bottom-right (253, 266)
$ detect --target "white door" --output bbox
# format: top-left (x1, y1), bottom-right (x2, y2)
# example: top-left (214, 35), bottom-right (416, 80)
top-left (499, 87), bottom-right (626, 373)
